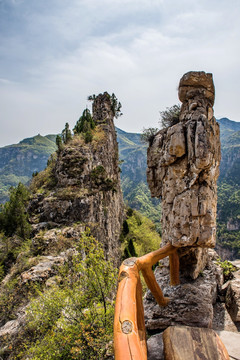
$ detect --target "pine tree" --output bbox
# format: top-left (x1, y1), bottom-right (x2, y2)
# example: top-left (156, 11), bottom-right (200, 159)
top-left (61, 123), bottom-right (72, 144)
top-left (56, 134), bottom-right (63, 152)
top-left (0, 183), bottom-right (31, 239)
top-left (73, 109), bottom-right (95, 135)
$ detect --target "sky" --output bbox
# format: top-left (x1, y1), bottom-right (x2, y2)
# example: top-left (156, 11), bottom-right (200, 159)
top-left (0, 0), bottom-right (240, 147)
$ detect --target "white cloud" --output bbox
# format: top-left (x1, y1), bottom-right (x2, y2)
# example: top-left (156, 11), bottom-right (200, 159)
top-left (0, 0), bottom-right (240, 146)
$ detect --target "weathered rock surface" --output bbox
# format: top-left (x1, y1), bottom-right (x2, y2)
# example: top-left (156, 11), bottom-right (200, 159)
top-left (163, 326), bottom-right (230, 360)
top-left (147, 71), bottom-right (221, 278)
top-left (226, 270), bottom-right (240, 322)
top-left (147, 333), bottom-right (164, 360)
top-left (213, 303), bottom-right (238, 333)
top-left (0, 94), bottom-right (125, 358)
top-left (144, 251), bottom-right (223, 331)
top-left (20, 255), bottom-right (65, 283)
top-left (29, 92), bottom-right (124, 264)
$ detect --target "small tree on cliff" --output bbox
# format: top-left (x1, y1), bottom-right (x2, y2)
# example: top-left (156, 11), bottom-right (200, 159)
top-left (141, 127), bottom-right (159, 145)
top-left (73, 108), bottom-right (95, 134)
top-left (61, 123), bottom-right (72, 144)
top-left (159, 104), bottom-right (181, 128)
top-left (0, 183), bottom-right (31, 239)
top-left (88, 92), bottom-right (123, 119)
top-left (73, 108), bottom-right (96, 143)
top-left (110, 93), bottom-right (122, 118)
top-left (56, 135), bottom-right (63, 153)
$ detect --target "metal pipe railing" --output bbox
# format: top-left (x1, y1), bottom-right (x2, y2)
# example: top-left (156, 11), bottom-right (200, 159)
top-left (114, 243), bottom-right (180, 360)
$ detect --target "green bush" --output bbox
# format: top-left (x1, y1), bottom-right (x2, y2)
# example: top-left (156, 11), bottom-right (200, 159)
top-left (121, 209), bottom-right (161, 259)
top-left (18, 231), bottom-right (118, 359)
top-left (0, 183), bottom-right (31, 239)
top-left (216, 258), bottom-right (237, 281)
top-left (73, 109), bottom-right (95, 144)
top-left (141, 128), bottom-right (159, 145)
top-left (159, 104), bottom-right (181, 128)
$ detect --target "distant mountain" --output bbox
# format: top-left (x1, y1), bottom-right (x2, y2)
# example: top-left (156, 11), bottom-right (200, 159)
top-left (218, 117), bottom-right (240, 143)
top-left (216, 118), bottom-right (240, 259)
top-left (0, 119), bottom-right (240, 257)
top-left (0, 134), bottom-right (57, 202)
top-left (217, 118), bottom-right (240, 186)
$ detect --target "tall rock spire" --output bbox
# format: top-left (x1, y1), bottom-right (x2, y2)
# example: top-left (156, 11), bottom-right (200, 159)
top-left (147, 71), bottom-right (221, 278)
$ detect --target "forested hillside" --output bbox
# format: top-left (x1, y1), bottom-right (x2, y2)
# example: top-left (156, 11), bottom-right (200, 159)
top-left (216, 118), bottom-right (240, 258)
top-left (0, 135), bottom-right (57, 202)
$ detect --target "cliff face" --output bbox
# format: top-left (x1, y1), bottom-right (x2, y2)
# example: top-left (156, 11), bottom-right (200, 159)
top-left (0, 93), bottom-right (124, 358)
top-left (29, 92), bottom-right (124, 263)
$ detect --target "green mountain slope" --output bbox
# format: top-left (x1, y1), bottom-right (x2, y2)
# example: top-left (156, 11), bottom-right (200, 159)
top-left (0, 134), bottom-right (57, 202)
top-left (1, 119), bottom-right (240, 258)
top-left (218, 118), bottom-right (240, 185)
top-left (117, 128), bottom-right (161, 230)
top-left (216, 118), bottom-right (240, 258)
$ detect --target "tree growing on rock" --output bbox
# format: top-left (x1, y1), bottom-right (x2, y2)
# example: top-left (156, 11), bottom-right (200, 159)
top-left (88, 92), bottom-right (122, 119)
top-left (61, 122), bottom-right (72, 144)
top-left (0, 182), bottom-right (31, 239)
top-left (73, 108), bottom-right (96, 143)
top-left (56, 134), bottom-right (63, 153)
top-left (141, 127), bottom-right (159, 145)
top-left (73, 108), bottom-right (95, 134)
top-left (159, 104), bottom-right (181, 128)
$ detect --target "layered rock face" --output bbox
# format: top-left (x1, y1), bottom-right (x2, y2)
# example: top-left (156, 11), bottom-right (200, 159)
top-left (147, 71), bottom-right (221, 278)
top-left (0, 93), bottom-right (124, 357)
top-left (144, 72), bottom-right (227, 336)
top-left (29, 92), bottom-right (124, 263)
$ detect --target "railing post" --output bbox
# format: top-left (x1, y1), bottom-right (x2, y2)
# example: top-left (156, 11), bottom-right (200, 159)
top-left (169, 251), bottom-right (180, 286)
top-left (114, 243), bottom-right (180, 360)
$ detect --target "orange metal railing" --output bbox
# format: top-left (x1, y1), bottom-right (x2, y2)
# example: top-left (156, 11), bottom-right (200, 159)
top-left (114, 243), bottom-right (180, 360)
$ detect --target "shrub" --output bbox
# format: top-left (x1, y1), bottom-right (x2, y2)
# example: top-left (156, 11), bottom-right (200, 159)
top-left (159, 104), bottom-right (181, 128)
top-left (141, 127), bottom-right (159, 145)
top-left (61, 123), bottom-right (72, 144)
top-left (73, 109), bottom-right (95, 138)
top-left (19, 231), bottom-right (118, 360)
top-left (121, 209), bottom-right (161, 259)
top-left (216, 258), bottom-right (237, 282)
top-left (0, 183), bottom-right (31, 239)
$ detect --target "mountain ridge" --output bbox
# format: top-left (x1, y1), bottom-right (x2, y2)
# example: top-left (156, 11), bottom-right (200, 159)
top-left (0, 118), bottom-right (240, 257)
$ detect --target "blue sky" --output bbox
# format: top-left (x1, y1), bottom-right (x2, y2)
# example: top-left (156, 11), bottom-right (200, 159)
top-left (0, 0), bottom-right (240, 147)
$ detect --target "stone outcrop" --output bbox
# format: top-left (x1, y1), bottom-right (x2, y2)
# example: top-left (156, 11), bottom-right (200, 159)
top-left (0, 94), bottom-right (125, 358)
top-left (147, 333), bottom-right (164, 360)
top-left (213, 303), bottom-right (238, 333)
top-left (29, 92), bottom-right (124, 263)
top-left (163, 326), bottom-right (229, 360)
top-left (144, 250), bottom-right (223, 331)
top-left (144, 73), bottom-right (240, 359)
top-left (147, 71), bottom-right (221, 278)
top-left (225, 270), bottom-right (240, 322)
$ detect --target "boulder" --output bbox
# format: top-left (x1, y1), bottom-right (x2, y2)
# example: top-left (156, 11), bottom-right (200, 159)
top-left (163, 326), bottom-right (229, 360)
top-left (147, 333), bottom-right (164, 360)
top-left (144, 256), bottom-right (223, 331)
top-left (212, 302), bottom-right (238, 333)
top-left (226, 270), bottom-right (240, 322)
top-left (21, 255), bottom-right (65, 283)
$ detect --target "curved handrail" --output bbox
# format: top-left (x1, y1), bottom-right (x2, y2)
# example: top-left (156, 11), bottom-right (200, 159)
top-left (114, 243), bottom-right (180, 360)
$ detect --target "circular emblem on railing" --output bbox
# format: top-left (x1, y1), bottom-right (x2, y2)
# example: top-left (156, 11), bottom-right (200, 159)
top-left (121, 320), bottom-right (133, 334)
